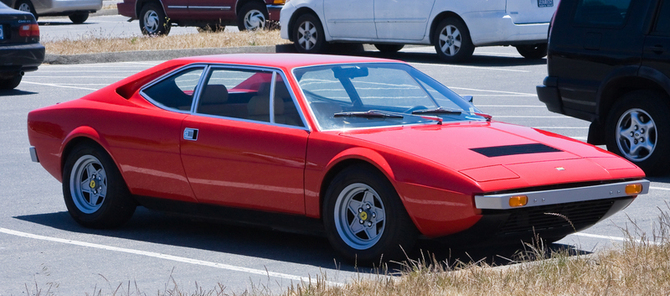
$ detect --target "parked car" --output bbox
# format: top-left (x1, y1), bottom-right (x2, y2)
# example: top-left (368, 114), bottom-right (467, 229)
top-left (1, 0), bottom-right (101, 24)
top-left (117, 0), bottom-right (284, 35)
top-left (537, 0), bottom-right (670, 175)
top-left (28, 54), bottom-right (648, 263)
top-left (0, 2), bottom-right (44, 90)
top-left (280, 0), bottom-right (557, 62)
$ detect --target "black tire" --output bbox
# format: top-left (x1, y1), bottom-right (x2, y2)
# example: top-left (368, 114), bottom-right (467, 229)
top-left (15, 0), bottom-right (37, 20)
top-left (433, 17), bottom-right (474, 63)
top-left (292, 13), bottom-right (326, 53)
top-left (139, 3), bottom-right (171, 36)
top-left (0, 75), bottom-right (22, 90)
top-left (68, 12), bottom-right (89, 24)
top-left (323, 164), bottom-right (417, 264)
top-left (374, 44), bottom-right (404, 53)
top-left (605, 90), bottom-right (670, 175)
top-left (62, 144), bottom-right (136, 228)
top-left (237, 2), bottom-right (268, 31)
top-left (516, 43), bottom-right (547, 59)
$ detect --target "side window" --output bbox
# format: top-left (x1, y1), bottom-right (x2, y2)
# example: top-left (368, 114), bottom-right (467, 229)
top-left (573, 0), bottom-right (632, 27)
top-left (142, 67), bottom-right (204, 111)
top-left (653, 0), bottom-right (670, 36)
top-left (196, 68), bottom-right (304, 127)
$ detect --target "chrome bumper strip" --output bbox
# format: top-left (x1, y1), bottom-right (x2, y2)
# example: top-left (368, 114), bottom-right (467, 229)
top-left (475, 180), bottom-right (650, 210)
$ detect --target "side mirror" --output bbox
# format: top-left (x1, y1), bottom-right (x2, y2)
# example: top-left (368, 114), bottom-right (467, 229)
top-left (463, 96), bottom-right (474, 103)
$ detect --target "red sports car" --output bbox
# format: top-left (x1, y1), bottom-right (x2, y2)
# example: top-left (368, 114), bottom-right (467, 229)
top-left (27, 54), bottom-right (648, 263)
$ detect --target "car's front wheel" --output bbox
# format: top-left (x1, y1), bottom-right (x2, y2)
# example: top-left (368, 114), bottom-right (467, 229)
top-left (292, 13), bottom-right (325, 53)
top-left (606, 90), bottom-right (670, 175)
top-left (140, 3), bottom-right (171, 36)
top-left (433, 17), bottom-right (474, 63)
top-left (0, 75), bottom-right (22, 90)
top-left (516, 43), bottom-right (547, 59)
top-left (237, 2), bottom-right (267, 31)
top-left (68, 12), bottom-right (89, 24)
top-left (323, 164), bottom-right (417, 263)
top-left (62, 144), bottom-right (136, 228)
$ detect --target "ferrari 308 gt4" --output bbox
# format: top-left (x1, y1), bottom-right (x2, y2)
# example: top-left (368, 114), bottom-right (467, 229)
top-left (27, 54), bottom-right (649, 262)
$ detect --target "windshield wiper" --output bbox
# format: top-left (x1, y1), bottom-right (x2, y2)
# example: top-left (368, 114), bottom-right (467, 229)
top-left (334, 110), bottom-right (404, 119)
top-left (411, 107), bottom-right (462, 115)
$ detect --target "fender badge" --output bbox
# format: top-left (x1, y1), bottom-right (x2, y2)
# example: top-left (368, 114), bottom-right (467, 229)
top-left (555, 167), bottom-right (565, 171)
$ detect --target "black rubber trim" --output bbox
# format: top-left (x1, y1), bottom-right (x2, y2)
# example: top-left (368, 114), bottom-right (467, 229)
top-left (471, 143), bottom-right (561, 157)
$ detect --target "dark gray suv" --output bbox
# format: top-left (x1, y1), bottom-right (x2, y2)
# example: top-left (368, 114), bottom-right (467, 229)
top-left (537, 0), bottom-right (670, 175)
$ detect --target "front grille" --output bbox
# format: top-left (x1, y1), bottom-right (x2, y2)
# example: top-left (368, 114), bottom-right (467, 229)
top-left (497, 198), bottom-right (617, 235)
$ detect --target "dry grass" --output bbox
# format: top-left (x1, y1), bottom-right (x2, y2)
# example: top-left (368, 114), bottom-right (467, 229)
top-left (43, 30), bottom-right (289, 55)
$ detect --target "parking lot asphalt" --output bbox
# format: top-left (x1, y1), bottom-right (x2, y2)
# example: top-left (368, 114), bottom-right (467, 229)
top-left (3, 40), bottom-right (670, 295)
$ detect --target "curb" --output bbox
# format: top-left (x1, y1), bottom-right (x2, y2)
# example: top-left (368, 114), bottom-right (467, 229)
top-left (44, 44), bottom-right (296, 65)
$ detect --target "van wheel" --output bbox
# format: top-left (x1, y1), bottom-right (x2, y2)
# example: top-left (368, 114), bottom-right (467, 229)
top-left (15, 0), bottom-right (37, 20)
top-left (69, 12), bottom-right (89, 24)
top-left (374, 44), bottom-right (404, 53)
top-left (516, 44), bottom-right (547, 59)
top-left (293, 13), bottom-right (325, 53)
top-left (237, 2), bottom-right (267, 31)
top-left (606, 90), bottom-right (670, 175)
top-left (140, 3), bottom-right (171, 35)
top-left (433, 17), bottom-right (474, 63)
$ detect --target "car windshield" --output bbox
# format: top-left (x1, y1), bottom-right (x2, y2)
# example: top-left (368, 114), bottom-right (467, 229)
top-left (293, 63), bottom-right (486, 130)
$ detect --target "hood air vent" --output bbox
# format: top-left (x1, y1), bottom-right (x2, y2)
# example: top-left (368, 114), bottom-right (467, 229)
top-left (471, 143), bottom-right (561, 157)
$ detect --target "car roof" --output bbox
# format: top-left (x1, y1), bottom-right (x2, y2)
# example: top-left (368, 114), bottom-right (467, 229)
top-left (172, 53), bottom-right (403, 69)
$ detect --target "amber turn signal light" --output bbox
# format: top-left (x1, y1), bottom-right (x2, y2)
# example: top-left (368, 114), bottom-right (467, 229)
top-left (273, 0), bottom-right (285, 4)
top-left (509, 195), bottom-right (528, 207)
top-left (625, 184), bottom-right (643, 195)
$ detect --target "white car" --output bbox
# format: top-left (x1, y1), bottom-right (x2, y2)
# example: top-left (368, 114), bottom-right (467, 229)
top-left (1, 0), bottom-right (102, 24)
top-left (280, 0), bottom-right (557, 62)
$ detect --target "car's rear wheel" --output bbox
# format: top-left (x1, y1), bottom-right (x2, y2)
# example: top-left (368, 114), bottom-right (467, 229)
top-left (516, 43), bottom-right (547, 59)
top-left (237, 2), bottom-right (267, 31)
top-left (323, 164), bottom-right (417, 264)
top-left (433, 17), bottom-right (474, 63)
top-left (374, 44), bottom-right (404, 53)
top-left (68, 12), bottom-right (89, 24)
top-left (606, 90), bottom-right (670, 175)
top-left (63, 144), bottom-right (136, 228)
top-left (140, 3), bottom-right (171, 36)
top-left (292, 13), bottom-right (325, 53)
top-left (0, 75), bottom-right (22, 90)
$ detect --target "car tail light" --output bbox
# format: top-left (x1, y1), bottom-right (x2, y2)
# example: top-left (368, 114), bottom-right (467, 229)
top-left (19, 23), bottom-right (39, 37)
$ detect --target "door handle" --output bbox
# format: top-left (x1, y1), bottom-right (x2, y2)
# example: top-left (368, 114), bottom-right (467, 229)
top-left (183, 128), bottom-right (199, 141)
top-left (647, 44), bottom-right (664, 55)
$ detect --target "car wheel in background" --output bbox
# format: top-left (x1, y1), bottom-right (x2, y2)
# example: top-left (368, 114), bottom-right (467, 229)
top-left (237, 2), bottom-right (267, 31)
top-left (15, 0), bottom-right (37, 20)
top-left (606, 90), bottom-right (670, 175)
top-left (323, 164), bottom-right (417, 263)
top-left (62, 144), bottom-right (136, 228)
top-left (68, 12), bottom-right (89, 24)
top-left (374, 44), bottom-right (404, 53)
top-left (433, 17), bottom-right (474, 63)
top-left (516, 43), bottom-right (548, 59)
top-left (140, 3), bottom-right (171, 36)
top-left (0, 75), bottom-right (22, 90)
top-left (292, 13), bottom-right (325, 53)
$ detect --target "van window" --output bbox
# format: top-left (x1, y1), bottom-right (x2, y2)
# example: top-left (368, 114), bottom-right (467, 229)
top-left (653, 0), bottom-right (670, 36)
top-left (573, 0), bottom-right (632, 27)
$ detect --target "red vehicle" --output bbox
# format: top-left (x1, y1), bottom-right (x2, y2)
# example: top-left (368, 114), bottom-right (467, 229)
top-left (27, 54), bottom-right (648, 263)
top-left (117, 0), bottom-right (283, 35)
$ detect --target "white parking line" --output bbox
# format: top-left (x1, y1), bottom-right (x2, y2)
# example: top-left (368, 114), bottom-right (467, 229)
top-left (495, 115), bottom-right (568, 118)
top-left (25, 76), bottom-right (126, 79)
top-left (477, 105), bottom-right (546, 107)
top-left (572, 232), bottom-right (660, 245)
top-left (450, 86), bottom-right (536, 96)
top-left (651, 186), bottom-right (670, 191)
top-left (532, 127), bottom-right (589, 129)
top-left (21, 81), bottom-right (98, 91)
top-left (0, 227), bottom-right (344, 286)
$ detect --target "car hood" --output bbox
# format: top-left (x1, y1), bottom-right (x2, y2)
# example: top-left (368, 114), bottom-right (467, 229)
top-left (339, 121), bottom-right (643, 188)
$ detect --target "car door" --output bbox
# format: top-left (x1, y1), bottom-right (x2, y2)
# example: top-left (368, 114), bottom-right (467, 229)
top-left (162, 0), bottom-right (190, 19)
top-left (180, 65), bottom-right (310, 215)
top-left (506, 0), bottom-right (557, 24)
top-left (185, 0), bottom-right (236, 20)
top-left (324, 0), bottom-right (376, 39)
top-left (374, 0), bottom-right (434, 40)
top-left (642, 0), bottom-right (670, 78)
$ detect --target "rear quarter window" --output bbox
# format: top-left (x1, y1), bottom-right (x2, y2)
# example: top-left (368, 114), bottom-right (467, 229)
top-left (572, 0), bottom-right (632, 27)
